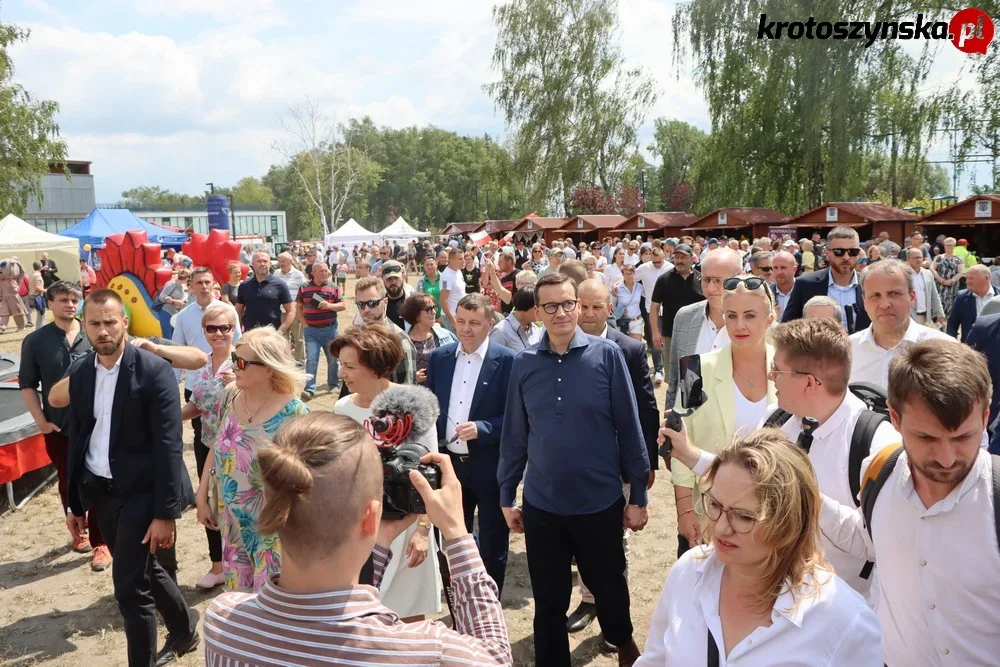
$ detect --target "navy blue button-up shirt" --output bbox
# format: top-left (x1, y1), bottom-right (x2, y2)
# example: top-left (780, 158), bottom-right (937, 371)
top-left (498, 327), bottom-right (650, 515)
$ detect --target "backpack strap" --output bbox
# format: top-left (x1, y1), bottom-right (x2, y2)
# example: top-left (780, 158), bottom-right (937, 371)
top-left (857, 443), bottom-right (904, 578)
top-left (849, 411), bottom-right (889, 507)
top-left (763, 408), bottom-right (793, 429)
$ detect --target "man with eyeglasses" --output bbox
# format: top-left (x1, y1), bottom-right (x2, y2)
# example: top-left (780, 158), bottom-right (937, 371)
top-left (781, 227), bottom-right (871, 333)
top-left (499, 272), bottom-right (649, 666)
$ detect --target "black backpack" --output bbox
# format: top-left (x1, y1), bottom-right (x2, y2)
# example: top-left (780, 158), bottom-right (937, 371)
top-left (763, 382), bottom-right (889, 507)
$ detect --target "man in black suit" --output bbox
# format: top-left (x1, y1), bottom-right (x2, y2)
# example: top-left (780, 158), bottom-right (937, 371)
top-left (567, 278), bottom-right (659, 634)
top-left (425, 293), bottom-right (515, 592)
top-left (966, 312), bottom-right (1000, 454)
top-left (947, 264), bottom-right (999, 342)
top-left (781, 227), bottom-right (871, 333)
top-left (64, 289), bottom-right (198, 666)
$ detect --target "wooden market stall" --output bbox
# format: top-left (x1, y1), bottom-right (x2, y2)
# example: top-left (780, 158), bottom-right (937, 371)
top-left (786, 202), bottom-right (919, 244)
top-left (606, 212), bottom-right (698, 241)
top-left (918, 194), bottom-right (1000, 260)
top-left (510, 213), bottom-right (569, 245)
top-left (558, 214), bottom-right (627, 245)
top-left (440, 222), bottom-right (485, 238)
top-left (684, 208), bottom-right (790, 240)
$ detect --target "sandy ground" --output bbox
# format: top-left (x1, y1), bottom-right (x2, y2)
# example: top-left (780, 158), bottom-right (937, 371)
top-left (0, 278), bottom-right (679, 666)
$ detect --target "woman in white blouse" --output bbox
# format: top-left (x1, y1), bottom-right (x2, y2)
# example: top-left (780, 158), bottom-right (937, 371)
top-left (604, 247), bottom-right (626, 286)
top-left (638, 428), bottom-right (883, 666)
top-left (611, 264), bottom-right (644, 340)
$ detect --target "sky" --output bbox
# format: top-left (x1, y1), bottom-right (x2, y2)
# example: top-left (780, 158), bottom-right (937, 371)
top-left (2, 0), bottom-right (992, 205)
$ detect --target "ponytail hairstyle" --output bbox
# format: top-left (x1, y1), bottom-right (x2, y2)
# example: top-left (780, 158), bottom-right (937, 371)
top-left (257, 413), bottom-right (382, 564)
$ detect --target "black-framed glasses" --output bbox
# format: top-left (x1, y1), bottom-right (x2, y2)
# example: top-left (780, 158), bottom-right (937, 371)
top-left (357, 297), bottom-right (386, 310)
top-left (767, 363), bottom-right (823, 386)
top-left (205, 324), bottom-right (234, 334)
top-left (231, 352), bottom-right (266, 371)
top-left (701, 492), bottom-right (758, 534)
top-left (723, 277), bottom-right (767, 291)
top-left (422, 305), bottom-right (436, 313)
top-left (539, 300), bottom-right (578, 315)
top-left (830, 247), bottom-right (862, 257)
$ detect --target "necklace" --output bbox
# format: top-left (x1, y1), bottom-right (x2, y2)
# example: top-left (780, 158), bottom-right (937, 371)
top-left (241, 390), bottom-right (268, 424)
top-left (733, 364), bottom-right (758, 387)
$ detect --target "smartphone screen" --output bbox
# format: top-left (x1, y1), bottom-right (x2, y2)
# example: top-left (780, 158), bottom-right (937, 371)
top-left (679, 354), bottom-right (705, 410)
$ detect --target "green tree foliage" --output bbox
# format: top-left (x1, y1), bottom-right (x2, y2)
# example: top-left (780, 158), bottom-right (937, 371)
top-left (671, 0), bottom-right (955, 213)
top-left (648, 119), bottom-right (706, 211)
top-left (0, 21), bottom-right (68, 215)
top-left (119, 185), bottom-right (202, 209)
top-left (218, 177), bottom-right (274, 208)
top-left (485, 0), bottom-right (657, 212)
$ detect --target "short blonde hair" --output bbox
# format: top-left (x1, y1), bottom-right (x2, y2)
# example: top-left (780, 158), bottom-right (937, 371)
top-left (700, 429), bottom-right (828, 614)
top-left (201, 304), bottom-right (237, 328)
top-left (236, 327), bottom-right (307, 396)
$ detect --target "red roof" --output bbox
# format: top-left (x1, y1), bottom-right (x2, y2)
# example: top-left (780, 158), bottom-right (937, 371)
top-left (687, 207), bottom-right (790, 230)
top-left (617, 212), bottom-right (698, 230)
top-left (788, 202), bottom-right (920, 226)
top-left (513, 214), bottom-right (568, 231)
top-left (919, 194), bottom-right (1000, 225)
top-left (562, 214), bottom-right (627, 230)
top-left (481, 219), bottom-right (520, 233)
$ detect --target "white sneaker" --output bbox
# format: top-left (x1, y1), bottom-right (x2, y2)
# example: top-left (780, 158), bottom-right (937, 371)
top-left (654, 371), bottom-right (664, 387)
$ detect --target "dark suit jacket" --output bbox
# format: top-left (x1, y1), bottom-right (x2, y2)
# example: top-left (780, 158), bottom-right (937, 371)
top-left (947, 287), bottom-right (999, 342)
top-left (780, 267), bottom-right (871, 332)
top-left (66, 342), bottom-right (185, 520)
top-left (606, 326), bottom-right (660, 470)
top-left (966, 313), bottom-right (1000, 444)
top-left (425, 341), bottom-right (515, 456)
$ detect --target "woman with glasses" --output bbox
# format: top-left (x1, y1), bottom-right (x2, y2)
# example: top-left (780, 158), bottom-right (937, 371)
top-left (528, 244), bottom-right (548, 272)
top-left (401, 292), bottom-right (457, 383)
top-left (638, 428), bottom-right (882, 665)
top-left (198, 326), bottom-right (309, 592)
top-left (672, 276), bottom-right (777, 557)
top-left (611, 265), bottom-right (644, 341)
top-left (416, 256), bottom-right (442, 319)
top-left (182, 305), bottom-right (239, 590)
top-left (931, 236), bottom-right (964, 315)
top-left (332, 326), bottom-right (442, 621)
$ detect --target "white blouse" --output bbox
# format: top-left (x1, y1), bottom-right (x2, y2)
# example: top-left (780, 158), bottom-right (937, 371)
top-left (636, 548), bottom-right (883, 667)
top-left (732, 385), bottom-right (768, 438)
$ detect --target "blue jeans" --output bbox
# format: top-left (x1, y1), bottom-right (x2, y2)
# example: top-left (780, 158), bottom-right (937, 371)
top-left (304, 322), bottom-right (339, 394)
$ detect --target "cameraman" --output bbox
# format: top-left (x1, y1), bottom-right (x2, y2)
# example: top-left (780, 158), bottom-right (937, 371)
top-left (203, 412), bottom-right (511, 666)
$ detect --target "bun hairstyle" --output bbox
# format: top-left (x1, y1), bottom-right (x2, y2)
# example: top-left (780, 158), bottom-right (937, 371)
top-left (257, 413), bottom-right (381, 563)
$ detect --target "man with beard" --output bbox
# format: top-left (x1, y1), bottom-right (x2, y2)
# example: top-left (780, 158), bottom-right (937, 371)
top-left (781, 227), bottom-right (871, 333)
top-left (63, 289), bottom-right (198, 665)
top-left (347, 277), bottom-right (415, 390)
top-left (381, 260), bottom-right (413, 329)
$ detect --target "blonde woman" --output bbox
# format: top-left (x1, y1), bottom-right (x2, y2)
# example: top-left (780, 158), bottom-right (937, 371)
top-left (672, 276), bottom-right (777, 558)
top-left (800, 239), bottom-right (816, 273)
top-left (931, 236), bottom-right (964, 314)
top-left (638, 429), bottom-right (882, 664)
top-left (220, 262), bottom-right (243, 306)
top-left (197, 326), bottom-right (309, 592)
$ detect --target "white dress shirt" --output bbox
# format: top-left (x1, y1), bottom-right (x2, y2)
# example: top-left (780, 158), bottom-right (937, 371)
top-left (974, 286), bottom-right (998, 315)
top-left (85, 353), bottom-right (123, 479)
top-left (695, 307), bottom-right (730, 355)
top-left (445, 337), bottom-right (488, 455)
top-left (634, 261), bottom-right (673, 312)
top-left (172, 298), bottom-right (241, 387)
top-left (849, 319), bottom-right (951, 390)
top-left (913, 272), bottom-right (928, 314)
top-left (636, 548), bottom-right (883, 666)
top-left (604, 263), bottom-right (624, 286)
top-left (819, 448), bottom-right (1000, 666)
top-left (764, 393), bottom-right (901, 595)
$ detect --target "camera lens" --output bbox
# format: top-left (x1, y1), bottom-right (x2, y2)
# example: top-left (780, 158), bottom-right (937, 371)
top-left (372, 417), bottom-right (391, 433)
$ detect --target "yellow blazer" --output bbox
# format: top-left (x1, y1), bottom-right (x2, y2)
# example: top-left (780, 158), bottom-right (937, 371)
top-left (671, 342), bottom-right (777, 489)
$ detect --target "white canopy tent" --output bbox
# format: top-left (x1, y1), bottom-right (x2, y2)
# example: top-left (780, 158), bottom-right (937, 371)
top-left (0, 214), bottom-right (79, 276)
top-left (324, 218), bottom-right (382, 246)
top-left (379, 216), bottom-right (430, 243)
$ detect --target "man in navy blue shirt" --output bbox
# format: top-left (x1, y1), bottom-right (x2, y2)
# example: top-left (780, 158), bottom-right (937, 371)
top-left (235, 251), bottom-right (295, 332)
top-left (499, 272), bottom-right (649, 667)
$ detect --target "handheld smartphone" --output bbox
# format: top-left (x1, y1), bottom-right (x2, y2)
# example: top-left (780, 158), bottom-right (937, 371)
top-left (679, 354), bottom-right (706, 411)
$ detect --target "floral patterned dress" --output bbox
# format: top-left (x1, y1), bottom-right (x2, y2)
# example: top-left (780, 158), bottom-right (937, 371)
top-left (934, 255), bottom-right (963, 315)
top-left (188, 356), bottom-right (234, 450)
top-left (211, 384), bottom-right (309, 592)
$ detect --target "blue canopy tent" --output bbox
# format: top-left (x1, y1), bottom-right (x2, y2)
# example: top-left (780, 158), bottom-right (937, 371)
top-left (60, 209), bottom-right (188, 250)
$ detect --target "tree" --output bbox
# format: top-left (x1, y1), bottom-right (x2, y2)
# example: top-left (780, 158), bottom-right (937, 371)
top-left (219, 177), bottom-right (274, 208)
top-left (648, 119), bottom-right (706, 212)
top-left (119, 186), bottom-right (201, 209)
top-left (485, 0), bottom-right (657, 213)
top-left (0, 21), bottom-right (68, 215)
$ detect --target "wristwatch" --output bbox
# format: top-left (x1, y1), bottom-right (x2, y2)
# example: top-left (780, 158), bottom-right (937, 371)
top-left (417, 520), bottom-right (431, 529)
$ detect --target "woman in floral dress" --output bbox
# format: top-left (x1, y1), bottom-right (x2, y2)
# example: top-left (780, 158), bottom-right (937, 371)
top-left (196, 326), bottom-right (308, 592)
top-left (931, 236), bottom-right (964, 315)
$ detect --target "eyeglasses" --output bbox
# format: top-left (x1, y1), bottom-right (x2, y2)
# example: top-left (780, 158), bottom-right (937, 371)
top-left (539, 300), bottom-right (578, 315)
top-left (357, 298), bottom-right (386, 310)
top-left (204, 324), bottom-right (234, 334)
top-left (757, 266), bottom-right (773, 273)
top-left (829, 247), bottom-right (862, 257)
top-left (767, 364), bottom-right (823, 386)
top-left (422, 305), bottom-right (436, 313)
top-left (702, 492), bottom-right (758, 534)
top-left (231, 352), bottom-right (266, 371)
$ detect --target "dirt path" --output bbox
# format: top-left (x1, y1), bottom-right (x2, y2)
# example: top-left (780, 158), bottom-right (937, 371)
top-left (0, 281), bottom-right (679, 666)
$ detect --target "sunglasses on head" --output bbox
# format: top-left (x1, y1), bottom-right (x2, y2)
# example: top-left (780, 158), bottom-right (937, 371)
top-left (231, 352), bottom-right (266, 371)
top-left (830, 247), bottom-right (862, 257)
top-left (723, 276), bottom-right (767, 291)
top-left (357, 297), bottom-right (386, 310)
top-left (204, 324), bottom-right (234, 334)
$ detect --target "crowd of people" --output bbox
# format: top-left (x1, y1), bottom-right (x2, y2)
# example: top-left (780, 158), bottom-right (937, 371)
top-left (11, 223), bottom-right (1000, 666)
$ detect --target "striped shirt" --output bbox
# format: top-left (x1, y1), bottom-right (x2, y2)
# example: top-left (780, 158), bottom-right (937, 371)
top-left (297, 281), bottom-right (341, 328)
top-left (203, 534), bottom-right (511, 666)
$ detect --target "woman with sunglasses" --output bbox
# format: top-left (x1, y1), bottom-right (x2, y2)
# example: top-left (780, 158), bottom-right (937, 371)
top-left (401, 292), bottom-right (457, 384)
top-left (638, 427), bottom-right (882, 665)
top-left (332, 326), bottom-right (442, 622)
top-left (198, 326), bottom-right (309, 592)
top-left (931, 236), bottom-right (964, 315)
top-left (527, 244), bottom-right (548, 272)
top-left (182, 305), bottom-right (239, 590)
top-left (611, 264), bottom-right (645, 341)
top-left (672, 276), bottom-right (777, 557)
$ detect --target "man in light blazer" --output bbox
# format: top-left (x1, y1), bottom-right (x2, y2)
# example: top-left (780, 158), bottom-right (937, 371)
top-left (425, 293), bottom-right (515, 592)
top-left (906, 247), bottom-right (945, 328)
top-left (666, 248), bottom-right (744, 410)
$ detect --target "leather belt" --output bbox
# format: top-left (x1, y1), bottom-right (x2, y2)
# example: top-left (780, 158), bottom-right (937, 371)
top-left (81, 468), bottom-right (114, 493)
top-left (446, 450), bottom-right (470, 464)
